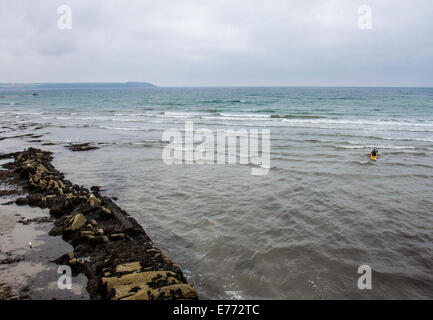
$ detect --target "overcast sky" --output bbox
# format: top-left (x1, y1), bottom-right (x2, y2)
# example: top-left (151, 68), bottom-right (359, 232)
top-left (0, 0), bottom-right (432, 86)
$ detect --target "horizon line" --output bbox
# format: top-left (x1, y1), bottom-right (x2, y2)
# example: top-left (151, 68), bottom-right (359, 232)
top-left (1, 82), bottom-right (433, 89)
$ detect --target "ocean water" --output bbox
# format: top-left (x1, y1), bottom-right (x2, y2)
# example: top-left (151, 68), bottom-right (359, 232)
top-left (1, 87), bottom-right (432, 299)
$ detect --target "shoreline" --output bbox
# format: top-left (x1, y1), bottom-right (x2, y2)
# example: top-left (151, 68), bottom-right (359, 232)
top-left (0, 148), bottom-right (198, 300)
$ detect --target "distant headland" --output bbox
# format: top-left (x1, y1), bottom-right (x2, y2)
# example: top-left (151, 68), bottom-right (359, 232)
top-left (0, 82), bottom-right (157, 89)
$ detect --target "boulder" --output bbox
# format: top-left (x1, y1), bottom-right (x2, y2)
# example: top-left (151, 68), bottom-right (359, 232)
top-left (110, 233), bottom-right (125, 240)
top-left (68, 213), bottom-right (86, 231)
top-left (89, 195), bottom-right (102, 207)
top-left (102, 271), bottom-right (198, 300)
top-left (115, 262), bottom-right (142, 273)
top-left (15, 197), bottom-right (29, 206)
top-left (80, 231), bottom-right (95, 237)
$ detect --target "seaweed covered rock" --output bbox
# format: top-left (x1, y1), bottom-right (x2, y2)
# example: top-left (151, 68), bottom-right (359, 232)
top-left (2, 148), bottom-right (198, 300)
top-left (102, 270), bottom-right (198, 300)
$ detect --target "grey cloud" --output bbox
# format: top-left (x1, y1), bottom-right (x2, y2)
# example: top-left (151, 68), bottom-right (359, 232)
top-left (0, 0), bottom-right (432, 86)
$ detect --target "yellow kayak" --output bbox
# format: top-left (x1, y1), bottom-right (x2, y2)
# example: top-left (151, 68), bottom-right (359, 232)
top-left (370, 154), bottom-right (377, 160)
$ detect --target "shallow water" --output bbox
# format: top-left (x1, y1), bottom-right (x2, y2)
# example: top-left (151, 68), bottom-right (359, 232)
top-left (1, 87), bottom-right (432, 299)
top-left (0, 204), bottom-right (88, 300)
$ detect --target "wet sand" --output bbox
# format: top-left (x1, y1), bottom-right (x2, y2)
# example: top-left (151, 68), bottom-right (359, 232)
top-left (0, 205), bottom-right (88, 299)
top-left (0, 162), bottom-right (88, 300)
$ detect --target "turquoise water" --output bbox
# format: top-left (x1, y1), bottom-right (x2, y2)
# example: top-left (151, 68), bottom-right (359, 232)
top-left (1, 87), bottom-right (433, 299)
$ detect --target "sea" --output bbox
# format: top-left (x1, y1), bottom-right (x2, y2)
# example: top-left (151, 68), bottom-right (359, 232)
top-left (1, 86), bottom-right (432, 299)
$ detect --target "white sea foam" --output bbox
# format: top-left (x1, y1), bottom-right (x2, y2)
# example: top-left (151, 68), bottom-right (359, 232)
top-left (98, 125), bottom-right (149, 131)
top-left (220, 113), bottom-right (271, 118)
top-left (115, 118), bottom-right (148, 122)
top-left (201, 116), bottom-right (270, 121)
top-left (335, 144), bottom-right (417, 150)
top-left (11, 111), bottom-right (43, 115)
top-left (281, 118), bottom-right (433, 127)
top-left (114, 113), bottom-right (150, 117)
top-left (162, 112), bottom-right (204, 118)
top-left (225, 290), bottom-right (244, 300)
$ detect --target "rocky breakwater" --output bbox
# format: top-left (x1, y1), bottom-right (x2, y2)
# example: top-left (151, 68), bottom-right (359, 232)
top-left (1, 148), bottom-right (198, 300)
